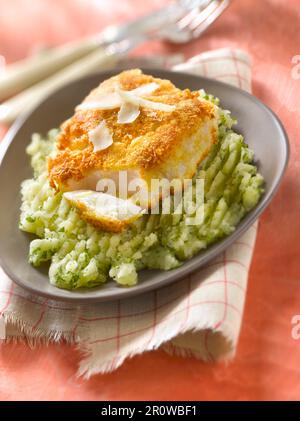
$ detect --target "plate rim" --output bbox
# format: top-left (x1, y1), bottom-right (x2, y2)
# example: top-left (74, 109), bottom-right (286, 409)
top-left (0, 68), bottom-right (290, 302)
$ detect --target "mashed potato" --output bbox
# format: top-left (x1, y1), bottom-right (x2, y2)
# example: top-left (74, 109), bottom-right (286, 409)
top-left (19, 95), bottom-right (264, 289)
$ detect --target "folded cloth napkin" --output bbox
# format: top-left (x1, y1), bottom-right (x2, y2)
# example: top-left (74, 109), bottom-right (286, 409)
top-left (0, 48), bottom-right (256, 377)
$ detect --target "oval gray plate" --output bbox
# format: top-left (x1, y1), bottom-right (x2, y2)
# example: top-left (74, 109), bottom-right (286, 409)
top-left (0, 69), bottom-right (289, 303)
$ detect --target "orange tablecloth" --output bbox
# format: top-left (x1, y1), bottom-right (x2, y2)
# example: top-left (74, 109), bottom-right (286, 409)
top-left (0, 0), bottom-right (299, 400)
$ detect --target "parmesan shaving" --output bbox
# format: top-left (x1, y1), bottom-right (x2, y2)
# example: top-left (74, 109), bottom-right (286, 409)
top-left (136, 97), bottom-right (175, 112)
top-left (118, 88), bottom-right (175, 113)
top-left (117, 102), bottom-right (140, 124)
top-left (130, 82), bottom-right (159, 97)
top-left (88, 120), bottom-right (113, 152)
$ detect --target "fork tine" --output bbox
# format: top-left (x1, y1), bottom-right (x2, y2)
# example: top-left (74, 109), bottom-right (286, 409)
top-left (188, 0), bottom-right (230, 38)
top-left (147, 0), bottom-right (230, 44)
top-left (177, 8), bottom-right (202, 30)
top-left (176, 1), bottom-right (214, 30)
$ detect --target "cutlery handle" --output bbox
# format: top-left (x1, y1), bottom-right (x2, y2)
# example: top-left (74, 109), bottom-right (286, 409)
top-left (0, 47), bottom-right (119, 125)
top-left (0, 38), bottom-right (100, 100)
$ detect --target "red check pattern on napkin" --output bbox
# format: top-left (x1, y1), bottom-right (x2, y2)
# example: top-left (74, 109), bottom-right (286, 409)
top-left (0, 48), bottom-right (257, 377)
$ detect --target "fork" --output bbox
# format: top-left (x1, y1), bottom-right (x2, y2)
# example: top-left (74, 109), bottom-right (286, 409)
top-left (158, 0), bottom-right (230, 43)
top-left (0, 0), bottom-right (230, 124)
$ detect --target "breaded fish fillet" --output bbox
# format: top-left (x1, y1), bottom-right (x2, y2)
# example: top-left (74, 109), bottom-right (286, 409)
top-left (48, 69), bottom-right (218, 230)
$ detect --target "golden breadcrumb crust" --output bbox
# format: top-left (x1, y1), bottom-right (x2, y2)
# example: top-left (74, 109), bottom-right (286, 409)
top-left (48, 69), bottom-right (216, 190)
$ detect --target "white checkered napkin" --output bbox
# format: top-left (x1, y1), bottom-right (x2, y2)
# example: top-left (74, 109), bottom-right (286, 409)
top-left (174, 47), bottom-right (252, 92)
top-left (0, 48), bottom-right (256, 377)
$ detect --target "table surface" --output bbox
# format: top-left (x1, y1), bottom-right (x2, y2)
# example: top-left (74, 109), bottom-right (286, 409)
top-left (0, 0), bottom-right (299, 401)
